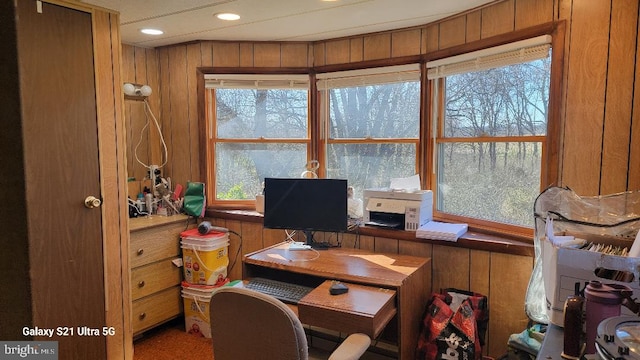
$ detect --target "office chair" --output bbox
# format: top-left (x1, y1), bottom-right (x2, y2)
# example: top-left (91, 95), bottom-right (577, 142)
top-left (210, 287), bottom-right (371, 360)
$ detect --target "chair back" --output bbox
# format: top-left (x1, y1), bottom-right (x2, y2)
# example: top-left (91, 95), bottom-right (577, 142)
top-left (210, 286), bottom-right (308, 360)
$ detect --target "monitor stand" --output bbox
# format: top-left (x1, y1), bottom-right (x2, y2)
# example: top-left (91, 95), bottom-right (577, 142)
top-left (304, 230), bottom-right (330, 250)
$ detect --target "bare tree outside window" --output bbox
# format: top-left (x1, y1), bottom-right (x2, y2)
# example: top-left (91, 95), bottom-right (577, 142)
top-left (213, 87), bottom-right (309, 200)
top-left (324, 81), bottom-right (420, 199)
top-left (204, 50), bottom-right (551, 232)
top-left (437, 56), bottom-right (551, 227)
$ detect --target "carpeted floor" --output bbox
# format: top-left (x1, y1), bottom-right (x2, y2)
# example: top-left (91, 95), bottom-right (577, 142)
top-left (134, 321), bottom-right (213, 360)
top-left (134, 319), bottom-right (396, 360)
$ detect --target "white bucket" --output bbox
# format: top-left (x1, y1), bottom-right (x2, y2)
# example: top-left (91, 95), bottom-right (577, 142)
top-left (182, 283), bottom-right (216, 338)
top-left (181, 234), bottom-right (229, 285)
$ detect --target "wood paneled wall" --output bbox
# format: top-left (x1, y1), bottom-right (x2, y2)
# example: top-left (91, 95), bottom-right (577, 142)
top-left (120, 0), bottom-right (640, 357)
top-left (560, 0), bottom-right (640, 195)
top-left (122, 0), bottom-right (640, 197)
top-left (121, 45), bottom-right (162, 197)
top-left (121, 41), bottom-right (313, 193)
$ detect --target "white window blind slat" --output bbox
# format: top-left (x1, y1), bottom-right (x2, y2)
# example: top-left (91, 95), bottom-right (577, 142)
top-left (316, 64), bottom-right (420, 90)
top-left (204, 74), bottom-right (309, 89)
top-left (427, 35), bottom-right (552, 80)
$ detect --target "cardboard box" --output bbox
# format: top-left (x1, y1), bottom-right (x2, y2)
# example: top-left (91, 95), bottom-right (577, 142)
top-left (542, 233), bottom-right (640, 326)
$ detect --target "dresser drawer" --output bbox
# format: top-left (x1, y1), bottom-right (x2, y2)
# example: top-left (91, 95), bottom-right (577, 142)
top-left (131, 259), bottom-right (182, 301)
top-left (130, 222), bottom-right (183, 268)
top-left (132, 286), bottom-right (182, 334)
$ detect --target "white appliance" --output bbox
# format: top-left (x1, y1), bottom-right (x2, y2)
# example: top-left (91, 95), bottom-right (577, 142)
top-left (363, 189), bottom-right (433, 231)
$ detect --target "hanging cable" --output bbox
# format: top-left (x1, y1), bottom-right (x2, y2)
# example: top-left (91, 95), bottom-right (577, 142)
top-left (133, 97), bottom-right (168, 170)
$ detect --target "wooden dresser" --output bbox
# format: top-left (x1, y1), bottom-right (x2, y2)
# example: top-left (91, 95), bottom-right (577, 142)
top-left (129, 215), bottom-right (191, 335)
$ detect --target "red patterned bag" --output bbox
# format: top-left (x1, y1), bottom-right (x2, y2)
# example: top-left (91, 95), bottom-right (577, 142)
top-left (416, 289), bottom-right (489, 360)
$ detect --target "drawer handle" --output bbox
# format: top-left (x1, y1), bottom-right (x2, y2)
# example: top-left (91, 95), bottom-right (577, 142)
top-left (139, 312), bottom-right (146, 320)
top-left (137, 248), bottom-right (144, 256)
top-left (138, 281), bottom-right (145, 288)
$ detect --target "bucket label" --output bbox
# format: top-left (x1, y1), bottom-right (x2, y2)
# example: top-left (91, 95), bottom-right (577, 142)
top-left (190, 300), bottom-right (207, 314)
top-left (182, 246), bottom-right (229, 285)
top-left (183, 294), bottom-right (212, 338)
top-left (184, 255), bottom-right (193, 269)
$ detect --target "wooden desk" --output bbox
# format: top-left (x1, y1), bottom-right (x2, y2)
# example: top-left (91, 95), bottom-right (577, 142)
top-left (299, 280), bottom-right (397, 339)
top-left (243, 243), bottom-right (430, 360)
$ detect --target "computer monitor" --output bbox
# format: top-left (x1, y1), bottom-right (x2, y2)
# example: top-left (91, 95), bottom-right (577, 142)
top-left (263, 177), bottom-right (348, 248)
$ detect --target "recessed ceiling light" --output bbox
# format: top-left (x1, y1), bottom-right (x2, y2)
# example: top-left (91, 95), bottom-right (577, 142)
top-left (215, 13), bottom-right (240, 21)
top-left (140, 28), bottom-right (164, 35)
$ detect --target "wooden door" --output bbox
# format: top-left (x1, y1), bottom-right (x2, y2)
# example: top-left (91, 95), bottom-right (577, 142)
top-left (16, 1), bottom-right (106, 358)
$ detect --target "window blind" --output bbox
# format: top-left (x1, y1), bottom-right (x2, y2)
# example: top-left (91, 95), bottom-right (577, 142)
top-left (426, 35), bottom-right (552, 80)
top-left (316, 64), bottom-right (420, 90)
top-left (204, 74), bottom-right (309, 89)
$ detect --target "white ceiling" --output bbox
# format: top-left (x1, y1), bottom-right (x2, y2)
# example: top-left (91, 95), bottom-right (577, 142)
top-left (80, 0), bottom-right (497, 48)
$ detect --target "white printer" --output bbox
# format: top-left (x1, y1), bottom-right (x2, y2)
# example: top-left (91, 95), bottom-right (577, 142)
top-left (363, 189), bottom-right (433, 231)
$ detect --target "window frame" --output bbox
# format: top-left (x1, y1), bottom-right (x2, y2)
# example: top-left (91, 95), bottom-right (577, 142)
top-left (203, 72), bottom-right (313, 208)
top-left (316, 65), bottom-right (422, 186)
top-left (198, 22), bottom-right (565, 241)
top-left (424, 24), bottom-right (565, 238)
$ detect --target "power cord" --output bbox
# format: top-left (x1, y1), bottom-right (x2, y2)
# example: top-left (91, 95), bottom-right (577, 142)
top-left (188, 217), bottom-right (243, 273)
top-left (184, 215), bottom-right (196, 231)
top-left (285, 229), bottom-right (298, 242)
top-left (134, 98), bottom-right (168, 170)
top-left (284, 247), bottom-right (320, 263)
top-left (226, 229), bottom-right (242, 273)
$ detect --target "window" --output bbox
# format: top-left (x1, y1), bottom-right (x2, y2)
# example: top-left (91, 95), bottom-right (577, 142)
top-left (201, 34), bottom-right (560, 239)
top-left (317, 65), bottom-right (421, 199)
top-left (427, 36), bottom-right (553, 232)
top-left (204, 74), bottom-right (310, 205)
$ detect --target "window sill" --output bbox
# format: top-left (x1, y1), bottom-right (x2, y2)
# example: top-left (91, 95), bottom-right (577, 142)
top-left (206, 209), bottom-right (534, 257)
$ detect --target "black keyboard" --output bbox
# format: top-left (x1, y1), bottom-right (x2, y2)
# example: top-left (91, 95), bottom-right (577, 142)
top-left (245, 277), bottom-right (314, 304)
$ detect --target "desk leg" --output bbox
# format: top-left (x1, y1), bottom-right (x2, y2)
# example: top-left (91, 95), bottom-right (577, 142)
top-left (397, 262), bottom-right (429, 360)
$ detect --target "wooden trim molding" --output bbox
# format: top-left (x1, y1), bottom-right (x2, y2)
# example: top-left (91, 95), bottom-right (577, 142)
top-left (206, 209), bottom-right (534, 257)
top-left (425, 21), bottom-right (556, 62)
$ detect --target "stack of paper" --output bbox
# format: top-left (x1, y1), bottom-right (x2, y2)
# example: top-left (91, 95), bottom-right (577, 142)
top-left (416, 221), bottom-right (468, 242)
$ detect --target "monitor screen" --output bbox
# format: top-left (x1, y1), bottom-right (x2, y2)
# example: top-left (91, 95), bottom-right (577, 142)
top-left (263, 178), bottom-right (348, 237)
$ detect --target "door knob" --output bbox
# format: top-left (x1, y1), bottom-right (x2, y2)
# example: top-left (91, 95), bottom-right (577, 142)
top-left (84, 196), bottom-right (102, 209)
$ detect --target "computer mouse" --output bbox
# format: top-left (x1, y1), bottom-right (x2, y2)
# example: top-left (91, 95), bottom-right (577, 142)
top-left (329, 282), bottom-right (349, 295)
